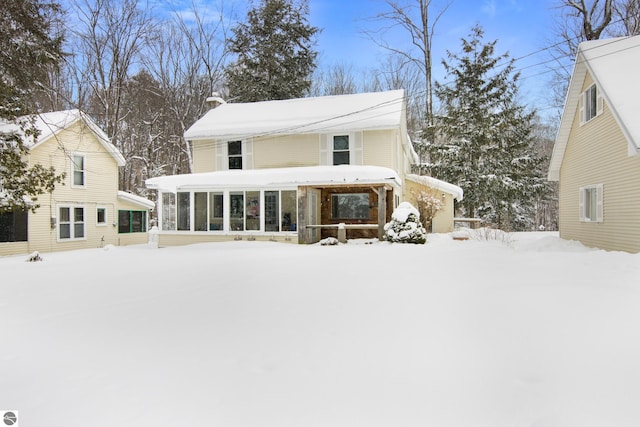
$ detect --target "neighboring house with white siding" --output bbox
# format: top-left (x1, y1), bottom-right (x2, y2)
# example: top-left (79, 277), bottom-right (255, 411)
top-left (146, 90), bottom-right (462, 245)
top-left (0, 110), bottom-right (153, 256)
top-left (548, 35), bottom-right (640, 253)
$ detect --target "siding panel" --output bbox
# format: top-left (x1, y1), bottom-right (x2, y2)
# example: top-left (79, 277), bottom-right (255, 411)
top-left (559, 73), bottom-right (640, 252)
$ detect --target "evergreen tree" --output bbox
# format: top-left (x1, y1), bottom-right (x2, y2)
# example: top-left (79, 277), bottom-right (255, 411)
top-left (225, 0), bottom-right (319, 102)
top-left (0, 0), bottom-right (65, 213)
top-left (425, 26), bottom-right (545, 231)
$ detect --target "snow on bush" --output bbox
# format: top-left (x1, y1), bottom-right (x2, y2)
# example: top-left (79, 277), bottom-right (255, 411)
top-left (25, 251), bottom-right (43, 262)
top-left (320, 237), bottom-right (339, 246)
top-left (384, 202), bottom-right (427, 244)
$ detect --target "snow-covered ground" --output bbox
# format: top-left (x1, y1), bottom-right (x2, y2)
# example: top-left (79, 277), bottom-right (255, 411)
top-left (1, 232), bottom-right (639, 427)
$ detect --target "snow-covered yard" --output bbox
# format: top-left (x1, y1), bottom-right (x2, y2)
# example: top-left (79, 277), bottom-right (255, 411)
top-left (1, 232), bottom-right (640, 427)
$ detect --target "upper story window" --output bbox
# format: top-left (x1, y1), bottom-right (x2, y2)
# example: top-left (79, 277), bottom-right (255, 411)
top-left (581, 84), bottom-right (603, 124)
top-left (333, 135), bottom-right (350, 165)
top-left (228, 141), bottom-right (242, 169)
top-left (72, 153), bottom-right (86, 187)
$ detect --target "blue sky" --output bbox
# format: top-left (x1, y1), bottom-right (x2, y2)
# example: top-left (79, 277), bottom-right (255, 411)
top-left (163, 0), bottom-right (562, 113)
top-left (308, 0), bottom-right (560, 112)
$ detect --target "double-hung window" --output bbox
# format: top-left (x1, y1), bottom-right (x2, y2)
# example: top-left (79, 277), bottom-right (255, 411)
top-left (333, 135), bottom-right (350, 165)
top-left (228, 141), bottom-right (242, 169)
top-left (579, 184), bottom-right (603, 222)
top-left (580, 84), bottom-right (603, 124)
top-left (72, 153), bottom-right (86, 187)
top-left (59, 206), bottom-right (85, 240)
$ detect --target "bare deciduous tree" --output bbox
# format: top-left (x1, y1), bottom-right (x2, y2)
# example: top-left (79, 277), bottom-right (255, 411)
top-left (311, 63), bottom-right (359, 96)
top-left (363, 0), bottom-right (451, 131)
top-left (69, 0), bottom-right (155, 160)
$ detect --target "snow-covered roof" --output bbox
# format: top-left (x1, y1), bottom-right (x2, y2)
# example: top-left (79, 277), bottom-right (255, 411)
top-left (184, 90), bottom-right (406, 140)
top-left (548, 35), bottom-right (640, 181)
top-left (406, 174), bottom-right (464, 201)
top-left (117, 191), bottom-right (155, 210)
top-left (0, 109), bottom-right (125, 167)
top-left (146, 165), bottom-right (402, 193)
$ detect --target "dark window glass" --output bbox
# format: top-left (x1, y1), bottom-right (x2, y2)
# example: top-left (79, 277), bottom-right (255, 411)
top-left (177, 192), bottom-right (190, 231)
top-left (331, 193), bottom-right (370, 219)
top-left (230, 192), bottom-right (244, 231)
top-left (97, 208), bottom-right (106, 224)
top-left (0, 210), bottom-right (28, 242)
top-left (119, 210), bottom-right (130, 233)
top-left (333, 135), bottom-right (349, 165)
top-left (228, 141), bottom-right (242, 169)
top-left (265, 191), bottom-right (279, 232)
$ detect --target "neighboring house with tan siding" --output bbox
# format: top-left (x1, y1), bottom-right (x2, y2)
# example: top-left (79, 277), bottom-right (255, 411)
top-left (0, 110), bottom-right (153, 256)
top-left (548, 36), bottom-right (640, 253)
top-left (147, 90), bottom-right (461, 245)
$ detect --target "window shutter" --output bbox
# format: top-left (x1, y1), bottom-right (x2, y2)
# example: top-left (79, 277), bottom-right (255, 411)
top-left (596, 184), bottom-right (604, 222)
top-left (596, 88), bottom-right (604, 116)
top-left (319, 134), bottom-right (329, 165)
top-left (352, 132), bottom-right (363, 165)
top-left (244, 140), bottom-right (253, 170)
top-left (579, 91), bottom-right (585, 125)
top-left (578, 187), bottom-right (585, 221)
top-left (216, 141), bottom-right (227, 171)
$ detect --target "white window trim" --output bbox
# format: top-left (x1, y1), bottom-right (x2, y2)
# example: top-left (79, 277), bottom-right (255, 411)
top-left (578, 184), bottom-right (604, 223)
top-left (96, 206), bottom-right (108, 226)
top-left (579, 84), bottom-right (604, 126)
top-left (322, 132), bottom-right (363, 166)
top-left (71, 152), bottom-right (87, 188)
top-left (332, 134), bottom-right (351, 165)
top-left (57, 205), bottom-right (87, 241)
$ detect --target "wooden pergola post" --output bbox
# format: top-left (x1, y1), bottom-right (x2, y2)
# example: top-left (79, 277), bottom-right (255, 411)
top-left (377, 186), bottom-right (387, 241)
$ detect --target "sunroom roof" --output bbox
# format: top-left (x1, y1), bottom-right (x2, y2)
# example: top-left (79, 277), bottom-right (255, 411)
top-left (145, 165), bottom-right (402, 193)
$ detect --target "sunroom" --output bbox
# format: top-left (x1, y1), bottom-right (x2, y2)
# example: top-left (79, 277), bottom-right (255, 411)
top-left (145, 165), bottom-right (401, 245)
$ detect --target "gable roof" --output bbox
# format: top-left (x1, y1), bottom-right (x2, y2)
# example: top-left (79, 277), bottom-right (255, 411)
top-left (0, 109), bottom-right (125, 166)
top-left (548, 35), bottom-right (640, 181)
top-left (184, 90), bottom-right (407, 141)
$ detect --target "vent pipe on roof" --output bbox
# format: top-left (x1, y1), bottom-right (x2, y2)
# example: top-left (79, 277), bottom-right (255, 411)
top-left (206, 92), bottom-right (227, 109)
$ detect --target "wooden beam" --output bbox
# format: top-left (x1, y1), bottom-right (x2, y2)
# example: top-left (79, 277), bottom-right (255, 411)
top-left (377, 186), bottom-right (387, 240)
top-left (297, 186), bottom-right (307, 244)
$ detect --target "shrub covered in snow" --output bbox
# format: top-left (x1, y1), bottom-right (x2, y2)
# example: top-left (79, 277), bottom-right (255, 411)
top-left (383, 202), bottom-right (427, 244)
top-left (320, 237), bottom-right (339, 246)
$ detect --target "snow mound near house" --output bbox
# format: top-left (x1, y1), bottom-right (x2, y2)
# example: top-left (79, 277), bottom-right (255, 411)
top-left (384, 202), bottom-right (427, 244)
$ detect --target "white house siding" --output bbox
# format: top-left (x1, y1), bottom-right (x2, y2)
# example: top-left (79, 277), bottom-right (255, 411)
top-left (559, 73), bottom-right (640, 253)
top-left (25, 121), bottom-right (122, 253)
top-left (253, 134), bottom-right (319, 169)
top-left (192, 139), bottom-right (217, 173)
top-left (0, 242), bottom-right (29, 257)
top-left (363, 129), bottom-right (396, 170)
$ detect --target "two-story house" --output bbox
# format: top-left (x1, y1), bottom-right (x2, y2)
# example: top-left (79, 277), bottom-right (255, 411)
top-left (146, 90), bottom-right (462, 245)
top-left (548, 35), bottom-right (640, 253)
top-left (0, 109), bottom-right (154, 256)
